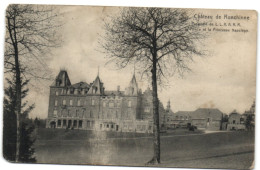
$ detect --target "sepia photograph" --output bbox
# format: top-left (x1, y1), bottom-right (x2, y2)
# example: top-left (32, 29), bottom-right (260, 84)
top-left (1, 2), bottom-right (257, 170)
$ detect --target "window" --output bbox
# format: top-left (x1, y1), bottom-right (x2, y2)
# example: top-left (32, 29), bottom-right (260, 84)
top-left (103, 102), bottom-right (106, 107)
top-left (62, 110), bottom-right (67, 117)
top-left (233, 120), bottom-right (236, 124)
top-left (63, 120), bottom-right (67, 127)
top-left (144, 107), bottom-right (150, 113)
top-left (62, 100), bottom-right (66, 106)
top-left (57, 120), bottom-right (61, 127)
top-left (128, 101), bottom-right (132, 107)
top-left (68, 110), bottom-right (71, 117)
top-left (70, 100), bottom-right (73, 106)
top-left (55, 91), bottom-right (59, 96)
top-left (77, 100), bottom-right (81, 106)
top-left (78, 120), bottom-right (83, 128)
top-left (91, 99), bottom-right (95, 106)
top-left (55, 100), bottom-right (58, 106)
top-left (100, 124), bottom-right (102, 129)
top-left (75, 110), bottom-right (78, 117)
top-left (53, 110), bottom-right (58, 116)
top-left (111, 124), bottom-right (114, 128)
top-left (73, 120), bottom-right (77, 127)
top-left (90, 111), bottom-right (93, 118)
top-left (109, 102), bottom-right (114, 108)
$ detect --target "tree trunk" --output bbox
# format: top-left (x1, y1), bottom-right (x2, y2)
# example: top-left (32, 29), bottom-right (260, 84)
top-left (150, 57), bottom-right (160, 164)
top-left (14, 51), bottom-right (21, 162)
top-left (8, 15), bottom-right (22, 162)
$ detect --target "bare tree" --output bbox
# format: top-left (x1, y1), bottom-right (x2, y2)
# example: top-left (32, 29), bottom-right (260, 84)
top-left (101, 7), bottom-right (206, 164)
top-left (4, 4), bottom-right (62, 162)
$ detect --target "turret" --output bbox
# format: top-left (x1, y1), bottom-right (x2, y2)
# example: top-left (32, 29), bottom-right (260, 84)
top-left (166, 100), bottom-right (171, 112)
top-left (51, 70), bottom-right (71, 87)
top-left (125, 73), bottom-right (138, 96)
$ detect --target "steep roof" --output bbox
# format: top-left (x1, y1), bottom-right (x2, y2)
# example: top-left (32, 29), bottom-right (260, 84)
top-left (51, 70), bottom-right (71, 87)
top-left (130, 74), bottom-right (138, 87)
top-left (105, 90), bottom-right (124, 96)
top-left (87, 76), bottom-right (104, 95)
top-left (71, 81), bottom-right (90, 89)
top-left (125, 74), bottom-right (138, 96)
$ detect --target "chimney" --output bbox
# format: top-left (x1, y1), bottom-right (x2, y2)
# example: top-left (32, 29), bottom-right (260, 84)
top-left (117, 85), bottom-right (120, 92)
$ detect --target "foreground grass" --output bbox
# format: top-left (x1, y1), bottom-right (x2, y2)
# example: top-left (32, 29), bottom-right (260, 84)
top-left (34, 129), bottom-right (254, 169)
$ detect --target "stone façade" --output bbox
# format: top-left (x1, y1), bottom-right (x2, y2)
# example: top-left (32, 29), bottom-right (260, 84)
top-left (46, 70), bottom-right (166, 133)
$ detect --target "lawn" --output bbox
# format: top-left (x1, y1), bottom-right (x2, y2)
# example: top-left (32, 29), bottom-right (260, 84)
top-left (33, 129), bottom-right (254, 169)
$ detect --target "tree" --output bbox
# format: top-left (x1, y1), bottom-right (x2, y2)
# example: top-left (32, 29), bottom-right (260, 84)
top-left (3, 78), bottom-right (17, 161)
top-left (101, 7), bottom-right (206, 164)
top-left (245, 100), bottom-right (255, 131)
top-left (4, 4), bottom-right (62, 162)
top-left (3, 76), bottom-right (35, 162)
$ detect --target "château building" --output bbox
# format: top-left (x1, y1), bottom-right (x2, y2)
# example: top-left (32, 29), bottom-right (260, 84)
top-left (46, 70), bottom-right (166, 133)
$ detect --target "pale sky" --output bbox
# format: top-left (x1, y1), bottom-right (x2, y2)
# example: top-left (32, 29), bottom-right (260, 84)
top-left (25, 6), bottom-right (256, 118)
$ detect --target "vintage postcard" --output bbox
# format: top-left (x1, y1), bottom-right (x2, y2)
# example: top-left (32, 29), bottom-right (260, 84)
top-left (3, 4), bottom-right (256, 170)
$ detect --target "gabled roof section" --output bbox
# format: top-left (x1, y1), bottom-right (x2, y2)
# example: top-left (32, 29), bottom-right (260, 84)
top-left (194, 108), bottom-right (223, 114)
top-left (193, 108), bottom-right (223, 119)
top-left (87, 75), bottom-right (105, 95)
top-left (105, 90), bottom-right (124, 96)
top-left (51, 70), bottom-right (71, 87)
top-left (71, 81), bottom-right (90, 89)
top-left (174, 111), bottom-right (193, 117)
